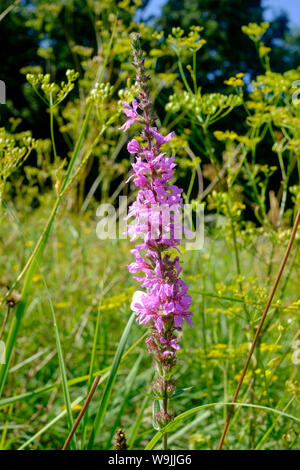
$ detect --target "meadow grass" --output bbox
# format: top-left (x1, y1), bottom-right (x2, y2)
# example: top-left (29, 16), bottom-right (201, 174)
top-left (0, 197), bottom-right (299, 450)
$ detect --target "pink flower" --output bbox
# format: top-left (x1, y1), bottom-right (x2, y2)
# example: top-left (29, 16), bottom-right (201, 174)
top-left (149, 127), bottom-right (175, 147)
top-left (127, 139), bottom-right (141, 153)
top-left (160, 337), bottom-right (181, 351)
top-left (119, 99), bottom-right (139, 131)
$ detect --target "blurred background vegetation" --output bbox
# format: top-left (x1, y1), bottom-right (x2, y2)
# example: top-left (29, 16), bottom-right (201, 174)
top-left (1, 0), bottom-right (300, 216)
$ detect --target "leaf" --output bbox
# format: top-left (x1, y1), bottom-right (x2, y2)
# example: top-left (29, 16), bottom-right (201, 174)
top-left (87, 313), bottom-right (136, 449)
top-left (18, 396), bottom-right (83, 450)
top-left (145, 402), bottom-right (300, 450)
top-left (0, 334), bottom-right (146, 409)
top-left (43, 277), bottom-right (76, 449)
top-left (105, 354), bottom-right (143, 448)
top-left (152, 397), bottom-right (162, 431)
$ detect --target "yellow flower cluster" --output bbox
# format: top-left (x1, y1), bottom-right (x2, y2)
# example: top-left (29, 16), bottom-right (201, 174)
top-left (167, 26), bottom-right (206, 56)
top-left (224, 73), bottom-right (245, 87)
top-left (100, 287), bottom-right (135, 311)
top-left (241, 22), bottom-right (270, 42)
top-left (26, 70), bottom-right (79, 106)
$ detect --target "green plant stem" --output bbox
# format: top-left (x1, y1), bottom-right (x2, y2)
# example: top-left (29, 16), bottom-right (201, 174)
top-left (44, 278), bottom-right (77, 450)
top-left (255, 397), bottom-right (295, 450)
top-left (192, 52), bottom-right (197, 93)
top-left (177, 57), bottom-right (193, 94)
top-left (0, 333), bottom-right (146, 410)
top-left (0, 0), bottom-right (20, 22)
top-left (87, 313), bottom-right (135, 449)
top-left (80, 284), bottom-right (103, 448)
top-left (227, 202), bottom-right (251, 325)
top-left (0, 306), bottom-right (10, 341)
top-left (162, 397), bottom-right (168, 450)
top-left (0, 196), bottom-right (61, 397)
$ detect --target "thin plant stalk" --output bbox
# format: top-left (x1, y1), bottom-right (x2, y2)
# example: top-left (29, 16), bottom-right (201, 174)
top-left (162, 398), bottom-right (168, 450)
top-left (217, 207), bottom-right (300, 450)
top-left (255, 396), bottom-right (295, 450)
top-left (87, 313), bottom-right (136, 448)
top-left (49, 94), bottom-right (58, 163)
top-left (80, 283), bottom-right (104, 448)
top-left (18, 396), bottom-right (83, 450)
top-left (62, 375), bottom-right (101, 450)
top-left (0, 306), bottom-right (10, 341)
top-left (43, 277), bottom-right (77, 450)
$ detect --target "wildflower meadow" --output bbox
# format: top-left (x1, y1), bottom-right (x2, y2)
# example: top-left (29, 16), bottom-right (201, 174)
top-left (0, 0), bottom-right (299, 454)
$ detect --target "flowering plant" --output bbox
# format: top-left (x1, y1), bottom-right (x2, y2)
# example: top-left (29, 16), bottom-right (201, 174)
top-left (120, 33), bottom-right (193, 445)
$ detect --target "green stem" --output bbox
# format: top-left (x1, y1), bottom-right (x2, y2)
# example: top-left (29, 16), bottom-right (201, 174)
top-left (0, 197), bottom-right (61, 396)
top-left (44, 278), bottom-right (77, 449)
top-left (177, 57), bottom-right (193, 94)
top-left (162, 397), bottom-right (168, 450)
top-left (192, 52), bottom-right (197, 94)
top-left (255, 397), bottom-right (295, 450)
top-left (60, 103), bottom-right (93, 193)
top-left (49, 95), bottom-right (58, 163)
top-left (80, 283), bottom-right (103, 448)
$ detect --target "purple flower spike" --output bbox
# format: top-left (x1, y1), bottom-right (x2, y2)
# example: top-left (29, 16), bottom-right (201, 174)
top-left (123, 33), bottom-right (193, 410)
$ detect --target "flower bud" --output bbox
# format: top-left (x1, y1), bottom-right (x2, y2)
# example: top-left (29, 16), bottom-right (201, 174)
top-left (155, 410), bottom-right (174, 428)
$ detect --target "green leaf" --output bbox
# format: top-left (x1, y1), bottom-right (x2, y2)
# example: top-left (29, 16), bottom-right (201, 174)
top-left (105, 353), bottom-right (143, 448)
top-left (145, 402), bottom-right (300, 450)
top-left (0, 334), bottom-right (146, 409)
top-left (18, 396), bottom-right (83, 450)
top-left (87, 313), bottom-right (136, 449)
top-left (43, 277), bottom-right (76, 449)
top-left (128, 390), bottom-right (151, 449)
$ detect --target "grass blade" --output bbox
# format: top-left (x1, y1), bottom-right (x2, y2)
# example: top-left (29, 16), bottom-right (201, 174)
top-left (87, 313), bottom-right (136, 449)
top-left (145, 402), bottom-right (300, 450)
top-left (128, 390), bottom-right (151, 449)
top-left (0, 25), bottom-right (118, 397)
top-left (43, 278), bottom-right (77, 449)
top-left (63, 375), bottom-right (101, 450)
top-left (0, 333), bottom-right (146, 409)
top-left (80, 282), bottom-right (103, 448)
top-left (105, 353), bottom-right (143, 448)
top-left (0, 197), bottom-right (61, 397)
top-left (255, 397), bottom-right (296, 450)
top-left (18, 396), bottom-right (83, 450)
